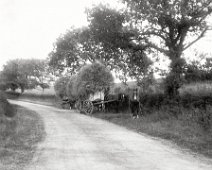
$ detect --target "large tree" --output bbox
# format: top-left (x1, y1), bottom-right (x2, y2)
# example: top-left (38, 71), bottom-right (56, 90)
top-left (48, 24), bottom-right (153, 86)
top-left (0, 59), bottom-right (20, 91)
top-left (87, 1), bottom-right (212, 97)
top-left (48, 27), bottom-right (121, 74)
top-left (0, 59), bottom-right (48, 92)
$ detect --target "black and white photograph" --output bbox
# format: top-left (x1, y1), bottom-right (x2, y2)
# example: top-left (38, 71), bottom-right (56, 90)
top-left (1, 0), bottom-right (212, 169)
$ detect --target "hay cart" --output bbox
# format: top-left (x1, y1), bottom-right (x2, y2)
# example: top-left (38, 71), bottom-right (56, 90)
top-left (76, 90), bottom-right (118, 115)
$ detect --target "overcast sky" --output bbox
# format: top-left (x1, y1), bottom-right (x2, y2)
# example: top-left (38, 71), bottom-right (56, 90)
top-left (0, 0), bottom-right (212, 70)
top-left (0, 0), bottom-right (118, 70)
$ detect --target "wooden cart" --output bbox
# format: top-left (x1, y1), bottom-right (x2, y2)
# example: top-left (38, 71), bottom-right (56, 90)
top-left (76, 90), bottom-right (117, 115)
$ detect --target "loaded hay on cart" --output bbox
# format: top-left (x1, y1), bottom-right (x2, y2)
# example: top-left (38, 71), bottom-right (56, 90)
top-left (67, 62), bottom-right (114, 115)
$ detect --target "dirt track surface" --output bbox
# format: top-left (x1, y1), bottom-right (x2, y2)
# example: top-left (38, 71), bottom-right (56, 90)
top-left (10, 100), bottom-right (212, 170)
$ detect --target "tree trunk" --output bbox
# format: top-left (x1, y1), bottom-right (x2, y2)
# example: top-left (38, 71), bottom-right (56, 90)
top-left (21, 87), bottom-right (25, 93)
top-left (165, 49), bottom-right (185, 98)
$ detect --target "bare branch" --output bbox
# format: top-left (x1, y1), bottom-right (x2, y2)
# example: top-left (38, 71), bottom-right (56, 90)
top-left (126, 37), bottom-right (169, 55)
top-left (147, 42), bottom-right (169, 55)
top-left (139, 31), bottom-right (167, 41)
top-left (183, 27), bottom-right (208, 51)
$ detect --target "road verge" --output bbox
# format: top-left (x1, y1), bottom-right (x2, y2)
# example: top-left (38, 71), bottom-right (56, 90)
top-left (0, 105), bottom-right (46, 170)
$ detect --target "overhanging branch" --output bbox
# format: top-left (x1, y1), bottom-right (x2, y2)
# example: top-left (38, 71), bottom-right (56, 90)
top-left (139, 31), bottom-right (167, 41)
top-left (147, 42), bottom-right (169, 55)
top-left (127, 38), bottom-right (169, 55)
top-left (183, 27), bottom-right (208, 51)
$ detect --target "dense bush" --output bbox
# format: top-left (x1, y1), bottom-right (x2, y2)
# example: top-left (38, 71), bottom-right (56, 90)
top-left (184, 57), bottom-right (212, 86)
top-left (0, 82), bottom-right (7, 91)
top-left (139, 91), bottom-right (212, 130)
top-left (5, 91), bottom-right (21, 99)
top-left (0, 91), bottom-right (16, 117)
top-left (180, 93), bottom-right (212, 108)
top-left (140, 92), bottom-right (212, 109)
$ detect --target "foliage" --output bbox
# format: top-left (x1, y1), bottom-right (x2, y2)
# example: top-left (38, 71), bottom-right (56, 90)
top-left (0, 81), bottom-right (7, 91)
top-left (49, 1), bottom-right (212, 97)
top-left (0, 59), bottom-right (48, 92)
top-left (48, 27), bottom-right (120, 74)
top-left (87, 4), bottom-right (154, 85)
top-left (48, 27), bottom-right (86, 74)
top-left (54, 75), bottom-right (70, 99)
top-left (48, 8), bottom-right (153, 86)
top-left (140, 90), bottom-right (212, 110)
top-left (87, 1), bottom-right (212, 97)
top-left (139, 89), bottom-right (212, 130)
top-left (185, 56), bottom-right (212, 83)
top-left (0, 91), bottom-right (16, 117)
top-left (86, 4), bottom-right (128, 50)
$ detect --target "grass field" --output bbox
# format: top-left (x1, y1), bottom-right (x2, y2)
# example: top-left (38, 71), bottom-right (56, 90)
top-left (6, 86), bottom-right (60, 107)
top-left (23, 86), bottom-right (55, 95)
top-left (180, 81), bottom-right (212, 95)
top-left (0, 105), bottom-right (46, 170)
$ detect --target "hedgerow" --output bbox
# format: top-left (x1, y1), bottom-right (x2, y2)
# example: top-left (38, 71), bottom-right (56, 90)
top-left (0, 91), bottom-right (16, 117)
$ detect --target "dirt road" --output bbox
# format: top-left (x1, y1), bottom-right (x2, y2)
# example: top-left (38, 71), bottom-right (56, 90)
top-left (10, 100), bottom-right (212, 170)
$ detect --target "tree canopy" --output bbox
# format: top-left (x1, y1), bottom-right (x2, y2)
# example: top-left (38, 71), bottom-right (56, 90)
top-left (184, 55), bottom-right (212, 83)
top-left (48, 27), bottom-right (121, 74)
top-left (49, 1), bottom-right (212, 97)
top-left (0, 59), bottom-right (48, 92)
top-left (86, 0), bottom-right (212, 96)
top-left (48, 25), bottom-right (153, 86)
top-left (87, 1), bottom-right (212, 55)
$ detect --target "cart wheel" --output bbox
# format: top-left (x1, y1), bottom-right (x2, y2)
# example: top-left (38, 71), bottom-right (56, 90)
top-left (83, 100), bottom-right (94, 115)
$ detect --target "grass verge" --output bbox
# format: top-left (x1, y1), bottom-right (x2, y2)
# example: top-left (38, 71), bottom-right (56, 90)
top-left (93, 111), bottom-right (212, 159)
top-left (0, 105), bottom-right (46, 170)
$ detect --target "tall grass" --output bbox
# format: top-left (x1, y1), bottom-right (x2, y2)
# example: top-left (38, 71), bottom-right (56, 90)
top-left (20, 86), bottom-right (55, 100)
top-left (0, 105), bottom-right (45, 170)
top-left (180, 82), bottom-right (212, 96)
